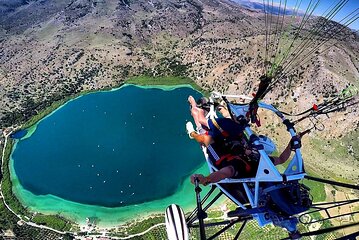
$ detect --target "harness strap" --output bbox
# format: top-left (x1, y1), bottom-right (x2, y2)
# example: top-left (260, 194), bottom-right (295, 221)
top-left (215, 154), bottom-right (251, 172)
top-left (207, 145), bottom-right (220, 161)
top-left (210, 117), bottom-right (229, 137)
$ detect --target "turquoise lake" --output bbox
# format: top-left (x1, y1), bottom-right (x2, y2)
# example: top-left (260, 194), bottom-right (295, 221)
top-left (11, 85), bottom-right (204, 209)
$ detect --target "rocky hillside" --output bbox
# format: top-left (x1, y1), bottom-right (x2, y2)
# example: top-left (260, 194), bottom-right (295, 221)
top-left (0, 0), bottom-right (358, 179)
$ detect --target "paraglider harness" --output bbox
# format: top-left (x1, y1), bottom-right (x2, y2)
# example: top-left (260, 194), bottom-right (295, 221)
top-left (166, 92), bottom-right (359, 240)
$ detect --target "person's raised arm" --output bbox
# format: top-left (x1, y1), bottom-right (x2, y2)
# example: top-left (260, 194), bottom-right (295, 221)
top-left (272, 131), bottom-right (308, 165)
top-left (273, 141), bottom-right (292, 165)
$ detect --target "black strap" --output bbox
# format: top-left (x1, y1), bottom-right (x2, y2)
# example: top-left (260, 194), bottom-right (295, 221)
top-left (304, 175), bottom-right (359, 190)
top-left (246, 75), bottom-right (272, 124)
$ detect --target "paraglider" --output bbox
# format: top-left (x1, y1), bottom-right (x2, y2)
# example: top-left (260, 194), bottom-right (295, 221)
top-left (165, 0), bottom-right (359, 238)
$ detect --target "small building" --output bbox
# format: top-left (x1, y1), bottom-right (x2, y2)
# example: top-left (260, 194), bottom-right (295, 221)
top-left (17, 220), bottom-right (25, 226)
top-left (2, 229), bottom-right (15, 238)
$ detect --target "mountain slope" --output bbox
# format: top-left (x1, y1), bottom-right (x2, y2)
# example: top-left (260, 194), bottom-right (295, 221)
top-left (0, 0), bottom-right (358, 180)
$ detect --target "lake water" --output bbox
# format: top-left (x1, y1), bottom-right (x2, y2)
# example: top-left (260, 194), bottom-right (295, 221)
top-left (11, 85), bottom-right (205, 210)
top-left (10, 129), bottom-right (28, 139)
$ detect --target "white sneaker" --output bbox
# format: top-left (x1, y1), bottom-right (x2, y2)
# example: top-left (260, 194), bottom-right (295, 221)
top-left (186, 122), bottom-right (195, 139)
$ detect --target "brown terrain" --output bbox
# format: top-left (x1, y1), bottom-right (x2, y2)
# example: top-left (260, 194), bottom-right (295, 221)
top-left (0, 0), bottom-right (358, 180)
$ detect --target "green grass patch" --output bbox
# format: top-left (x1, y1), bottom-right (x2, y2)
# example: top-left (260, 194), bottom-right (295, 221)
top-left (301, 178), bottom-right (326, 203)
top-left (125, 225), bottom-right (168, 240)
top-left (126, 76), bottom-right (205, 93)
top-left (341, 129), bottom-right (359, 160)
top-left (307, 211), bottom-right (339, 239)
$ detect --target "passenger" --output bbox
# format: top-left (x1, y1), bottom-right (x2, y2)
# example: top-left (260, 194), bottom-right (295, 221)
top-left (190, 133), bottom-right (305, 186)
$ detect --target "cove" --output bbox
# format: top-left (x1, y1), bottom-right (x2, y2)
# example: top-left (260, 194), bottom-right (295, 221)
top-left (11, 84), bottom-right (204, 209)
top-left (10, 129), bottom-right (28, 139)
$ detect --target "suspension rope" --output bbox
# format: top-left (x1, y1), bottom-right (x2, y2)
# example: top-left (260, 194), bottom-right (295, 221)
top-left (281, 0), bottom-right (348, 66)
top-left (275, 0), bottom-right (326, 70)
top-left (263, 0), bottom-right (270, 75)
top-left (294, 99), bottom-right (358, 124)
top-left (270, 0), bottom-right (288, 75)
top-left (281, 86), bottom-right (357, 117)
top-left (273, 0), bottom-right (320, 73)
top-left (262, 25), bottom-right (359, 97)
top-left (270, 0), bottom-right (303, 77)
top-left (304, 175), bottom-right (359, 190)
top-left (274, 10), bottom-right (358, 82)
top-left (267, 0), bottom-right (275, 71)
top-left (278, 0), bottom-right (352, 76)
top-left (269, 0), bottom-right (282, 63)
top-left (268, 0), bottom-right (281, 70)
top-left (284, 0), bottom-right (349, 65)
top-left (275, 86), bottom-right (358, 126)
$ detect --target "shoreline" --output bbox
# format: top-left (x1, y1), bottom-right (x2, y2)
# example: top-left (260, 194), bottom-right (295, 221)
top-left (10, 152), bottom-right (209, 227)
top-left (8, 81), bottom-right (206, 228)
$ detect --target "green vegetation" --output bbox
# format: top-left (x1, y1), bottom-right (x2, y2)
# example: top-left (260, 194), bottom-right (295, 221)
top-left (21, 96), bottom-right (74, 129)
top-left (307, 212), bottom-right (339, 240)
top-left (189, 219), bottom-right (288, 240)
top-left (1, 139), bottom-right (29, 217)
top-left (341, 129), bottom-right (359, 161)
top-left (0, 200), bottom-right (19, 230)
top-left (32, 214), bottom-right (72, 231)
top-left (308, 136), bottom-right (356, 184)
top-left (301, 169), bottom-right (326, 203)
top-left (126, 76), bottom-right (204, 93)
top-left (126, 215), bottom-right (164, 235)
top-left (109, 215), bottom-right (165, 238)
top-left (207, 210), bottom-right (223, 218)
top-left (0, 204), bottom-right (74, 240)
top-left (301, 178), bottom-right (326, 203)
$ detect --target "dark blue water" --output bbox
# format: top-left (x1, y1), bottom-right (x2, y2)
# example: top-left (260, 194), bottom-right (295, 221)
top-left (10, 130), bottom-right (28, 139)
top-left (12, 85), bottom-right (203, 207)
